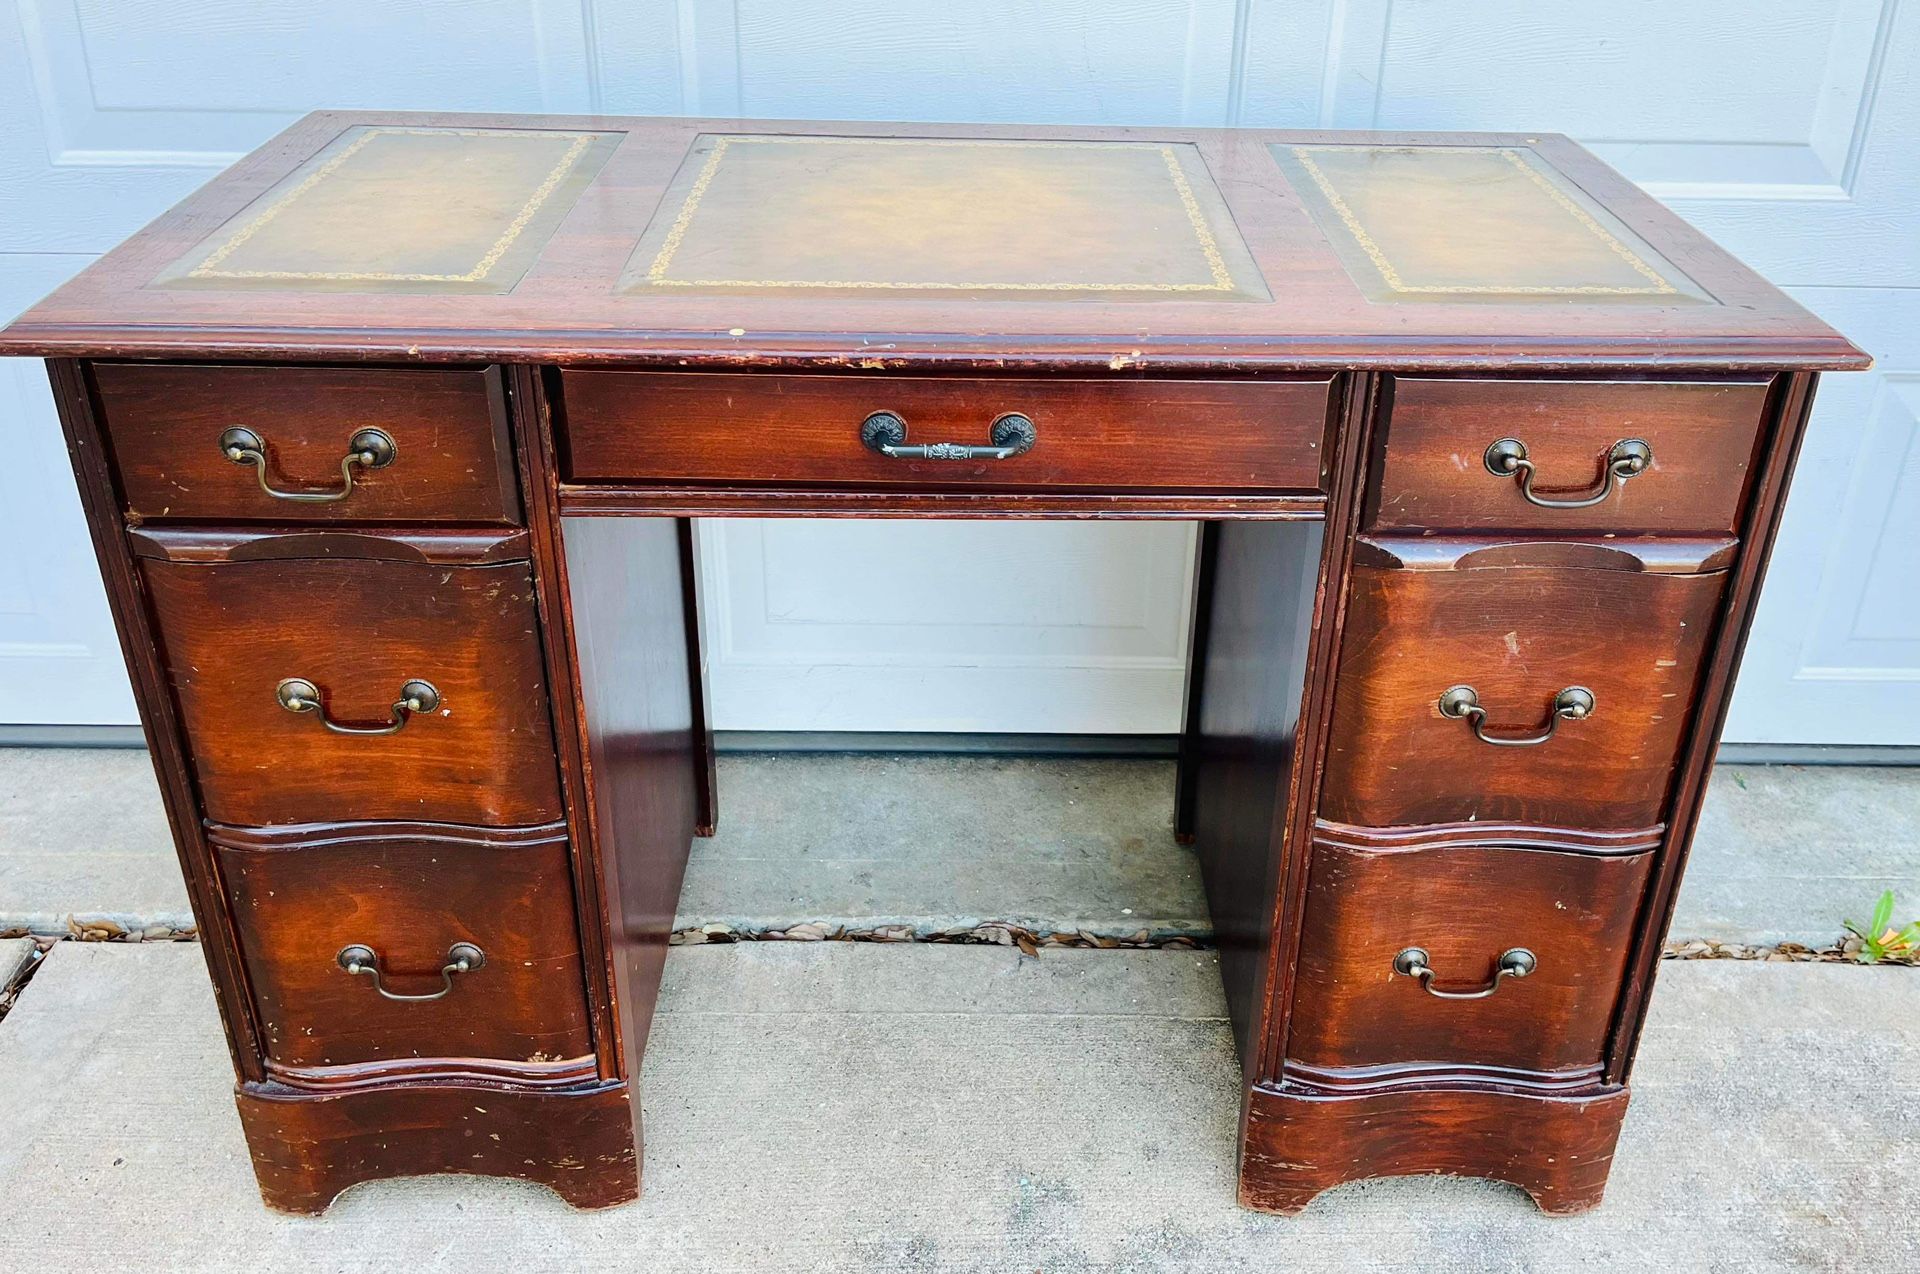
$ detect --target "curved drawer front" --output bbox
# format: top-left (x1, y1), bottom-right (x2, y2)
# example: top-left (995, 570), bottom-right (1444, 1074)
top-left (212, 822), bottom-right (592, 1078)
top-left (93, 363), bottom-right (520, 525)
top-left (1287, 835), bottom-right (1654, 1078)
top-left (1320, 547), bottom-right (1725, 830)
top-left (1369, 377), bottom-right (1771, 536)
top-left (141, 547), bottom-right (563, 827)
top-left (558, 370), bottom-right (1335, 492)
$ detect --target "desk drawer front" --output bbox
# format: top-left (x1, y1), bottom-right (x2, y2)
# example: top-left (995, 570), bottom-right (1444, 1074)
top-left (93, 363), bottom-right (520, 525)
top-left (1370, 377), bottom-right (1770, 535)
top-left (558, 371), bottom-right (1334, 492)
top-left (141, 545), bottom-right (563, 827)
top-left (1320, 550), bottom-right (1724, 829)
top-left (212, 822), bottom-right (593, 1076)
top-left (1287, 838), bottom-right (1652, 1077)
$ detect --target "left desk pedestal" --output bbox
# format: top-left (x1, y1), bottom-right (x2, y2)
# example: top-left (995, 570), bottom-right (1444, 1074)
top-left (48, 358), bottom-right (655, 1214)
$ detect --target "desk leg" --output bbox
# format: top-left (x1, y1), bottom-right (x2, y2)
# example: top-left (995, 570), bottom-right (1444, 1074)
top-left (679, 519), bottom-right (719, 837)
top-left (1173, 521), bottom-right (1218, 845)
top-left (237, 1079), bottom-right (641, 1214)
top-left (514, 371), bottom-right (704, 1210)
top-left (1239, 1085), bottom-right (1629, 1215)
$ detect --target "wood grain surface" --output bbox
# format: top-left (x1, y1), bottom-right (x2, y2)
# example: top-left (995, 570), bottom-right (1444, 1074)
top-left (0, 113), bottom-right (1865, 371)
top-left (1286, 838), bottom-right (1653, 1074)
top-left (212, 819), bottom-right (591, 1074)
top-left (1241, 1081), bottom-right (1630, 1215)
top-left (140, 544), bottom-right (563, 827)
top-left (1320, 550), bottom-right (1725, 828)
top-left (13, 111), bottom-right (1862, 1222)
top-left (93, 362), bottom-right (520, 524)
top-left (558, 369), bottom-right (1335, 492)
top-left (560, 514), bottom-right (701, 1091)
top-left (236, 1078), bottom-right (638, 1214)
top-left (1369, 376), bottom-right (1771, 534)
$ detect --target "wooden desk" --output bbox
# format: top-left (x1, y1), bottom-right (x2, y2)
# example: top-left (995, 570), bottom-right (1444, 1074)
top-left (0, 112), bottom-right (1866, 1217)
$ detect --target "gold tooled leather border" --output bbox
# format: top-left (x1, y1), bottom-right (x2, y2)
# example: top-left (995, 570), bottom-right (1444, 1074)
top-left (186, 127), bottom-right (601, 284)
top-left (642, 135), bottom-right (1242, 293)
top-left (1288, 144), bottom-right (1679, 297)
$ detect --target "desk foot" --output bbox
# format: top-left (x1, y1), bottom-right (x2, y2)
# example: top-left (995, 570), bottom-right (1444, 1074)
top-left (1239, 1080), bottom-right (1629, 1216)
top-left (235, 1077), bottom-right (640, 1215)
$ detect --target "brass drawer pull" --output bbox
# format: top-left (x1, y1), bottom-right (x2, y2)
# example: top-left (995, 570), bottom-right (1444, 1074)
top-left (336, 942), bottom-right (484, 1002)
top-left (1393, 947), bottom-right (1536, 1000)
top-left (1438, 684), bottom-right (1593, 747)
top-left (860, 411), bottom-right (1037, 460)
top-left (1484, 437), bottom-right (1651, 509)
top-left (275, 677), bottom-right (440, 735)
top-left (220, 426), bottom-right (396, 502)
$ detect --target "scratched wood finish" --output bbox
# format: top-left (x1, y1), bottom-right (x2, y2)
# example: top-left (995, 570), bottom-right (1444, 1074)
top-left (3, 113), bottom-right (1870, 1222)
top-left (1320, 549), bottom-right (1725, 829)
top-left (0, 114), bottom-right (1865, 372)
top-left (92, 362), bottom-right (521, 525)
top-left (139, 542), bottom-right (563, 827)
top-left (556, 484), bottom-right (1326, 519)
top-left (1241, 1083), bottom-right (1631, 1215)
top-left (211, 820), bottom-right (592, 1073)
top-left (236, 1079), bottom-right (638, 1215)
top-left (1286, 839), bottom-right (1653, 1075)
top-left (558, 370), bottom-right (1336, 492)
top-left (127, 524), bottom-right (532, 565)
top-left (1368, 376), bottom-right (1771, 535)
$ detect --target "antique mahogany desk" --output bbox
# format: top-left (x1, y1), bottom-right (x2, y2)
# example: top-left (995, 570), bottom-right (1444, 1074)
top-left (0, 112), bottom-right (1866, 1216)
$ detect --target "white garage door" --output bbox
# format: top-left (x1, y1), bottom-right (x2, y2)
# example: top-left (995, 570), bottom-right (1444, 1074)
top-left (2, 1), bottom-right (1915, 745)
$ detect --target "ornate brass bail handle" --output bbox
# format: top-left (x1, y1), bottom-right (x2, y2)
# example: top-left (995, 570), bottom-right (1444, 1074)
top-left (336, 943), bottom-right (485, 1003)
top-left (219, 426), bottom-right (396, 502)
top-left (860, 411), bottom-right (1037, 460)
top-left (1438, 684), bottom-right (1594, 747)
top-left (1393, 947), bottom-right (1537, 1000)
top-left (275, 678), bottom-right (440, 735)
top-left (1484, 437), bottom-right (1652, 509)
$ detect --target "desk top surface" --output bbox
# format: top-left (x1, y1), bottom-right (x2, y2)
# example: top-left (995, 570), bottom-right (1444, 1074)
top-left (1, 111), bottom-right (1864, 371)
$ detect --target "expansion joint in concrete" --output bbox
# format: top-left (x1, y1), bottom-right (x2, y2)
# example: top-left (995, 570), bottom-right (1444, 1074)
top-left (0, 938), bottom-right (53, 1025)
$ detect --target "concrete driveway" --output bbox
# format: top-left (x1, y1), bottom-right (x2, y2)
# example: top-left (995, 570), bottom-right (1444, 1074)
top-left (1, 751), bottom-right (1916, 1271)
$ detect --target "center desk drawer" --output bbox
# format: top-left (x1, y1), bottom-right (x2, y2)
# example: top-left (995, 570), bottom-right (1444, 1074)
top-left (134, 530), bottom-right (563, 828)
top-left (557, 371), bottom-right (1336, 491)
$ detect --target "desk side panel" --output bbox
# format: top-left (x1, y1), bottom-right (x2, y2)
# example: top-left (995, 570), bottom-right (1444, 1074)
top-left (47, 359), bottom-right (265, 1080)
top-left (1187, 520), bottom-right (1322, 1070)
top-left (560, 514), bottom-right (699, 1079)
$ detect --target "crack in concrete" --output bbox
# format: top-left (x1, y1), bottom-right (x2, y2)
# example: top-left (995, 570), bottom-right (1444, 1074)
top-left (10, 916), bottom-right (1915, 969)
top-left (669, 921), bottom-right (1920, 966)
top-left (672, 920), bottom-right (1210, 956)
top-left (1663, 937), bottom-right (1918, 966)
top-left (0, 939), bottom-right (54, 1025)
top-left (0, 916), bottom-right (197, 943)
